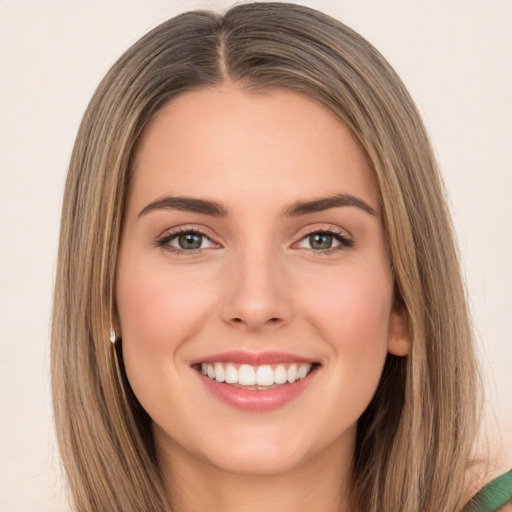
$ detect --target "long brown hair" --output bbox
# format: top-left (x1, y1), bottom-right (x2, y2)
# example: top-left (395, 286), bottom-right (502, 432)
top-left (52, 3), bottom-right (480, 510)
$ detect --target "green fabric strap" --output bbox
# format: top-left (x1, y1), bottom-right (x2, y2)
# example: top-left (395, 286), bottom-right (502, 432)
top-left (464, 470), bottom-right (512, 512)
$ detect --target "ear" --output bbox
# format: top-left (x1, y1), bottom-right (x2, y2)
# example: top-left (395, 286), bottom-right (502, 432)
top-left (387, 305), bottom-right (411, 356)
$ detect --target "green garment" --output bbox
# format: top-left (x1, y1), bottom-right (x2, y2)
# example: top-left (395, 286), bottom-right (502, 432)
top-left (463, 470), bottom-right (512, 512)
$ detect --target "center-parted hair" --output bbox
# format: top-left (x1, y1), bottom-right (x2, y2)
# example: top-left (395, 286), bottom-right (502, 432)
top-left (52, 3), bottom-right (480, 511)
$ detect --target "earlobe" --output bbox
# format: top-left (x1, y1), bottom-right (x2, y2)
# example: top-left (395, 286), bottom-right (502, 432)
top-left (387, 307), bottom-right (411, 356)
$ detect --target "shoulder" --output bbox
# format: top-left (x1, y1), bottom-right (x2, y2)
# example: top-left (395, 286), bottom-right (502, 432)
top-left (462, 470), bottom-right (512, 512)
top-left (462, 419), bottom-right (512, 511)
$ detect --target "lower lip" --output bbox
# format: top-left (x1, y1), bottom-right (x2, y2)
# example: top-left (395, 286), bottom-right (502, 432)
top-left (195, 367), bottom-right (318, 412)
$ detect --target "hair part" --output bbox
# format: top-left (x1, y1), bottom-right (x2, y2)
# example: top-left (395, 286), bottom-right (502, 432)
top-left (52, 3), bottom-right (481, 510)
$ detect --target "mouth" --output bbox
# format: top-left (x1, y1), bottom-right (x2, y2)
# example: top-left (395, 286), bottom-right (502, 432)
top-left (193, 361), bottom-right (317, 389)
top-left (191, 351), bottom-right (321, 411)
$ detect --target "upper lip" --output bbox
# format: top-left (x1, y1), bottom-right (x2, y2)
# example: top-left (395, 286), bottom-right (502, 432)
top-left (189, 350), bottom-right (319, 366)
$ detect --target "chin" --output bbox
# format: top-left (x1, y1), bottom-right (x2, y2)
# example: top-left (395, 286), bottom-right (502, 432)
top-left (153, 416), bottom-right (324, 476)
top-left (207, 448), bottom-right (311, 477)
top-left (209, 437), bottom-right (309, 475)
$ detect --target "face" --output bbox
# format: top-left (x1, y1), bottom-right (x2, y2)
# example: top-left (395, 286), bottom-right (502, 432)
top-left (116, 84), bottom-right (410, 476)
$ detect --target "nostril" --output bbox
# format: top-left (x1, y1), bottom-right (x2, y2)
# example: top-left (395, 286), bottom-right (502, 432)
top-left (228, 315), bottom-right (285, 329)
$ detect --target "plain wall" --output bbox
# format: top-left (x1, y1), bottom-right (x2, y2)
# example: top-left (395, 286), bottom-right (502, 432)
top-left (1, 1), bottom-right (511, 510)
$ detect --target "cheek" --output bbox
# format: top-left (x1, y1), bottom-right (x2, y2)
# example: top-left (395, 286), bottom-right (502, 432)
top-left (302, 265), bottom-right (392, 390)
top-left (115, 258), bottom-right (216, 408)
top-left (117, 259), bottom-right (215, 350)
top-left (305, 265), bottom-right (392, 341)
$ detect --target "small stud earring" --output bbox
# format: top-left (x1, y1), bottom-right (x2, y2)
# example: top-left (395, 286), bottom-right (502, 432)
top-left (109, 327), bottom-right (116, 344)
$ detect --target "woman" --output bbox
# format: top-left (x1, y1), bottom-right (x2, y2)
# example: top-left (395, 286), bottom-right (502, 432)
top-left (51, 2), bottom-right (511, 511)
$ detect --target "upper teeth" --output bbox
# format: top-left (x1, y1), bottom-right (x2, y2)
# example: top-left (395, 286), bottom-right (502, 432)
top-left (200, 362), bottom-right (313, 386)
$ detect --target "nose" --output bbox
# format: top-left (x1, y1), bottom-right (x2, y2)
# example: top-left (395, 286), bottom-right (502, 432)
top-left (220, 248), bottom-right (292, 331)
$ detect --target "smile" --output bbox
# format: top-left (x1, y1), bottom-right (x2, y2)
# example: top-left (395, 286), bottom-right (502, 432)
top-left (191, 351), bottom-right (320, 411)
top-left (199, 362), bottom-right (313, 388)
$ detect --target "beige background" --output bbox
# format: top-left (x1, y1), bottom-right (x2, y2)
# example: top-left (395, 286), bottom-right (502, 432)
top-left (1, 1), bottom-right (511, 510)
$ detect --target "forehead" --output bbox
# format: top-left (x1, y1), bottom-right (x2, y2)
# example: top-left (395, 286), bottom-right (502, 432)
top-left (129, 84), bottom-right (379, 215)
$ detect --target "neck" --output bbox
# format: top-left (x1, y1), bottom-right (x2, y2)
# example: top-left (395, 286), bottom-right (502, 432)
top-left (157, 434), bottom-right (355, 512)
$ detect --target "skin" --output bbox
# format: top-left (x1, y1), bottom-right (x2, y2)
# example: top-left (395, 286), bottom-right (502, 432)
top-left (116, 83), bottom-right (411, 512)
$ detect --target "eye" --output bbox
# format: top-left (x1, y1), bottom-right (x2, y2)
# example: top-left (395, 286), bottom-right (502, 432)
top-left (296, 230), bottom-right (352, 252)
top-left (299, 233), bottom-right (338, 250)
top-left (157, 229), bottom-right (217, 252)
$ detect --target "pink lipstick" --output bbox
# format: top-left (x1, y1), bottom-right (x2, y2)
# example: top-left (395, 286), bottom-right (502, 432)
top-left (191, 351), bottom-right (320, 411)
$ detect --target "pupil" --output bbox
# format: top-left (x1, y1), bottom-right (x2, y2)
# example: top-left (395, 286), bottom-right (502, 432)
top-left (310, 234), bottom-right (332, 249)
top-left (179, 233), bottom-right (202, 249)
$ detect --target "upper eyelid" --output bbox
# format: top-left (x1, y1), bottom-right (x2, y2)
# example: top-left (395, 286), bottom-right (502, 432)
top-left (157, 224), bottom-right (217, 240)
top-left (295, 224), bottom-right (352, 239)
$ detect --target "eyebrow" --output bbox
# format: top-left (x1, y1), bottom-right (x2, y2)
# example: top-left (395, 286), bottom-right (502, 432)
top-left (138, 196), bottom-right (228, 217)
top-left (138, 193), bottom-right (377, 218)
top-left (281, 193), bottom-right (377, 217)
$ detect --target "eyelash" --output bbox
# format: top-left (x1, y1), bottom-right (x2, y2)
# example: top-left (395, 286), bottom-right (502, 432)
top-left (156, 227), bottom-right (214, 254)
top-left (297, 227), bottom-right (353, 254)
top-left (156, 227), bottom-right (353, 255)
